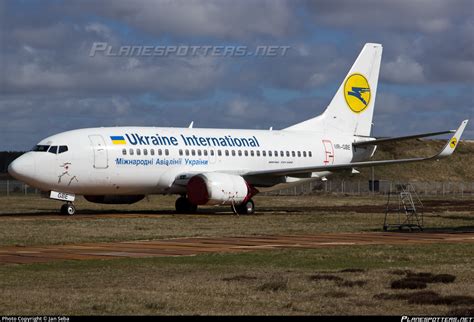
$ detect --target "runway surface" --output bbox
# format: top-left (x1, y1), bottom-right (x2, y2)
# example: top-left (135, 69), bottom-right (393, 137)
top-left (1, 232), bottom-right (473, 265)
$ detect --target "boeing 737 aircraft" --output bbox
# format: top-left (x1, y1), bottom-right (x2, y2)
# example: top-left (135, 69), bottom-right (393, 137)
top-left (8, 43), bottom-right (469, 215)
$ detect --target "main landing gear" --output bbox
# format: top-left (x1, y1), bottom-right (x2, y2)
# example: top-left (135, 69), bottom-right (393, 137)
top-left (174, 196), bottom-right (256, 215)
top-left (232, 199), bottom-right (255, 215)
top-left (175, 196), bottom-right (198, 214)
top-left (60, 203), bottom-right (76, 216)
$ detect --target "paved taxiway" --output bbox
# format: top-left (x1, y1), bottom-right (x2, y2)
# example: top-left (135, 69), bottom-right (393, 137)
top-left (0, 232), bottom-right (473, 265)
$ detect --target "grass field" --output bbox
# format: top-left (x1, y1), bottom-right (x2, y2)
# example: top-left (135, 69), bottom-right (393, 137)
top-left (333, 139), bottom-right (474, 182)
top-left (0, 194), bottom-right (473, 315)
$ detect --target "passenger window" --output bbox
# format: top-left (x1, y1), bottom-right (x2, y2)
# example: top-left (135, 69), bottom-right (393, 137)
top-left (204, 150), bottom-right (208, 156)
top-left (250, 151), bottom-right (255, 157)
top-left (185, 149), bottom-right (190, 156)
top-left (303, 151), bottom-right (307, 157)
top-left (191, 150), bottom-right (196, 156)
top-left (225, 150), bottom-right (229, 156)
top-left (130, 148), bottom-right (134, 155)
top-left (48, 146), bottom-right (58, 154)
top-left (262, 151), bottom-right (266, 157)
top-left (136, 149), bottom-right (141, 156)
top-left (269, 151), bottom-right (272, 157)
top-left (165, 149), bottom-right (169, 156)
top-left (309, 151), bottom-right (312, 157)
top-left (297, 151), bottom-right (301, 157)
top-left (280, 151), bottom-right (284, 157)
top-left (275, 151), bottom-right (278, 157)
top-left (238, 150), bottom-right (242, 156)
top-left (197, 150), bottom-right (202, 156)
top-left (217, 150), bottom-right (222, 156)
top-left (210, 150), bottom-right (214, 156)
top-left (286, 151), bottom-right (290, 157)
top-left (151, 149), bottom-right (155, 156)
top-left (291, 151), bottom-right (295, 157)
top-left (122, 148), bottom-right (127, 155)
top-left (58, 146), bottom-right (68, 154)
top-left (244, 150), bottom-right (248, 157)
top-left (179, 149), bottom-right (183, 156)
top-left (158, 149), bottom-right (162, 156)
top-left (143, 149), bottom-right (148, 156)
top-left (231, 150), bottom-right (236, 156)
top-left (256, 151), bottom-right (260, 157)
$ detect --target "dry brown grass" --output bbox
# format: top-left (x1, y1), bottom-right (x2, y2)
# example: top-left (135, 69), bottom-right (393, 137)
top-left (0, 255), bottom-right (472, 315)
top-left (0, 194), bottom-right (472, 247)
top-left (391, 272), bottom-right (457, 290)
top-left (0, 194), bottom-right (472, 315)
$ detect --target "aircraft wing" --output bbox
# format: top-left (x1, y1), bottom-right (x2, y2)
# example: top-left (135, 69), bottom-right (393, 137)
top-left (353, 130), bottom-right (455, 147)
top-left (244, 120), bottom-right (468, 178)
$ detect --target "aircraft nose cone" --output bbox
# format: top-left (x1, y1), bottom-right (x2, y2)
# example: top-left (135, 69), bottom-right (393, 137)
top-left (8, 153), bottom-right (36, 182)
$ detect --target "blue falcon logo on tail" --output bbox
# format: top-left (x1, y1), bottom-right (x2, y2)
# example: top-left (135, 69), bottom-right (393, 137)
top-left (348, 87), bottom-right (370, 105)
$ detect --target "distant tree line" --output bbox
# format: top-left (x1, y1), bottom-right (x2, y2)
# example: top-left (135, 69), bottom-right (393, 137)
top-left (0, 151), bottom-right (25, 173)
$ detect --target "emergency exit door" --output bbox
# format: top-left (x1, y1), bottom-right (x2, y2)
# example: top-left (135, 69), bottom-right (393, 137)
top-left (89, 135), bottom-right (109, 169)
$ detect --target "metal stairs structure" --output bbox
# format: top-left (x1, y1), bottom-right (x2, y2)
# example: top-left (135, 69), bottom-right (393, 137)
top-left (384, 183), bottom-right (424, 231)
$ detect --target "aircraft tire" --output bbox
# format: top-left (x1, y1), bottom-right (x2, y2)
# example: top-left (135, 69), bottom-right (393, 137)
top-left (236, 199), bottom-right (255, 215)
top-left (175, 196), bottom-right (197, 214)
top-left (61, 203), bottom-right (76, 216)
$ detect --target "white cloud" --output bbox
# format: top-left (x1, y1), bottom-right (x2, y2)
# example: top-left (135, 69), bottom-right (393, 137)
top-left (84, 22), bottom-right (114, 39)
top-left (80, 0), bottom-right (298, 40)
top-left (419, 18), bottom-right (451, 33)
top-left (383, 56), bottom-right (425, 83)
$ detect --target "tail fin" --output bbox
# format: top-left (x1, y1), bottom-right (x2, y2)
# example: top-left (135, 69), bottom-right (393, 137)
top-left (284, 43), bottom-right (383, 137)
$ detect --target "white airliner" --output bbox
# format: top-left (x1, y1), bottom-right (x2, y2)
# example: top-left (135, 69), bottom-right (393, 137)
top-left (8, 43), bottom-right (469, 215)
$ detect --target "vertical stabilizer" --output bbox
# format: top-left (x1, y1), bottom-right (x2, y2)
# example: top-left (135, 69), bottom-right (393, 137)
top-left (284, 43), bottom-right (383, 137)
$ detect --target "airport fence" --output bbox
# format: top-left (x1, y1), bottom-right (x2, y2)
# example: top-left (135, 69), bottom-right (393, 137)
top-left (0, 180), bottom-right (40, 196)
top-left (262, 179), bottom-right (474, 198)
top-left (0, 179), bottom-right (473, 198)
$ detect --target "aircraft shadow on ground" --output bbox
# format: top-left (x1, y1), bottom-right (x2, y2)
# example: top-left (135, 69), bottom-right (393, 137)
top-left (0, 208), bottom-right (239, 217)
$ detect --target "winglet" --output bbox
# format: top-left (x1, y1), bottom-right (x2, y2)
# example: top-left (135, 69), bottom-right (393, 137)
top-left (436, 120), bottom-right (469, 159)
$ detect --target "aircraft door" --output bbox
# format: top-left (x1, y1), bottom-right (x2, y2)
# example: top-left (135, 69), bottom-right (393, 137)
top-left (322, 139), bottom-right (335, 165)
top-left (88, 135), bottom-right (109, 169)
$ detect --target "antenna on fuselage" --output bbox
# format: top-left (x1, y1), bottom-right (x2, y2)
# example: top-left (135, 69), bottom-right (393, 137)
top-left (188, 121), bottom-right (194, 128)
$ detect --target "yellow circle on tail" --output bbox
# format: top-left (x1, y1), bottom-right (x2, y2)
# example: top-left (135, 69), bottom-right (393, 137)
top-left (450, 137), bottom-right (457, 149)
top-left (344, 74), bottom-right (371, 113)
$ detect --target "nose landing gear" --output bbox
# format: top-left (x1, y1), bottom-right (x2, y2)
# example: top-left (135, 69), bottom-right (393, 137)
top-left (60, 203), bottom-right (76, 216)
top-left (49, 191), bottom-right (76, 216)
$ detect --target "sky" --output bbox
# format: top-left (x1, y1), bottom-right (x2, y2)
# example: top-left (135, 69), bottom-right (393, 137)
top-left (0, 0), bottom-right (473, 150)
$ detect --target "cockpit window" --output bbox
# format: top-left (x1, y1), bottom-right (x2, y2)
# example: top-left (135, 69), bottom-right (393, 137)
top-left (48, 146), bottom-right (58, 154)
top-left (58, 146), bottom-right (68, 154)
top-left (33, 145), bottom-right (50, 152)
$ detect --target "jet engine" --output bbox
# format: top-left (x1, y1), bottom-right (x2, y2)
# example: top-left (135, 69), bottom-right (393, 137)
top-left (187, 173), bottom-right (251, 205)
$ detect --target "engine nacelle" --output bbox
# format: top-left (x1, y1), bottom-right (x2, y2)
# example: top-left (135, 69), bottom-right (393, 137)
top-left (187, 173), bottom-right (250, 205)
top-left (84, 195), bottom-right (145, 204)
